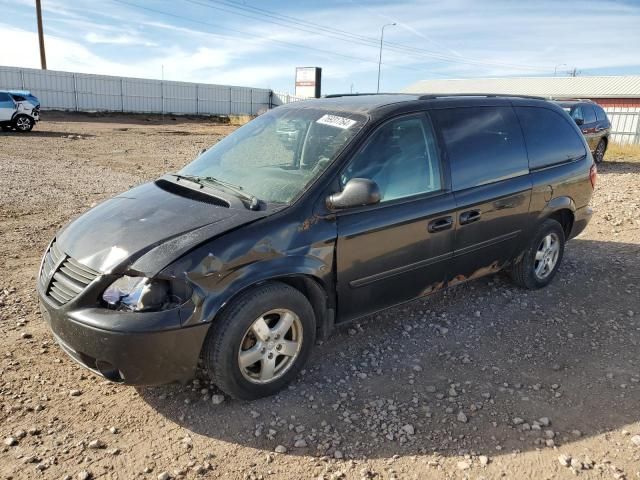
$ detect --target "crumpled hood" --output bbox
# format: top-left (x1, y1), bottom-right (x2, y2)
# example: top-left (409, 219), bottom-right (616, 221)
top-left (56, 181), bottom-right (263, 274)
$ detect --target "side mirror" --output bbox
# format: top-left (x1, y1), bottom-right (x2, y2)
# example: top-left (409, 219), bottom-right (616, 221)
top-left (574, 118), bottom-right (584, 126)
top-left (326, 178), bottom-right (381, 210)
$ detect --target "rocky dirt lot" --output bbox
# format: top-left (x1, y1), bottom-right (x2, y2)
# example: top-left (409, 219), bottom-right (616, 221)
top-left (1, 112), bottom-right (639, 480)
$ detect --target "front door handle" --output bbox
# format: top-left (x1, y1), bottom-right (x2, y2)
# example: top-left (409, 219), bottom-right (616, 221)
top-left (459, 210), bottom-right (481, 225)
top-left (428, 216), bottom-right (453, 233)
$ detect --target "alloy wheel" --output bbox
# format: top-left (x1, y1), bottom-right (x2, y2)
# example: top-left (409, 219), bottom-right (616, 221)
top-left (534, 232), bottom-right (560, 280)
top-left (16, 117), bottom-right (32, 131)
top-left (238, 308), bottom-right (303, 384)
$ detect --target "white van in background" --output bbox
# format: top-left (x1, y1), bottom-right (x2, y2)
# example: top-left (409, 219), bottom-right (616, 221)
top-left (0, 90), bottom-right (41, 132)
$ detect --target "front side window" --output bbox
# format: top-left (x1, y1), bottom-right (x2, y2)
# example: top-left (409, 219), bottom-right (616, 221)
top-left (341, 114), bottom-right (442, 202)
top-left (181, 108), bottom-right (366, 204)
top-left (582, 105), bottom-right (597, 124)
top-left (515, 106), bottom-right (587, 169)
top-left (570, 106), bottom-right (584, 122)
top-left (431, 106), bottom-right (528, 191)
top-left (595, 105), bottom-right (607, 122)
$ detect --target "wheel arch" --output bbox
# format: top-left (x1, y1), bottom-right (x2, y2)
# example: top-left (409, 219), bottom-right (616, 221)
top-left (539, 196), bottom-right (576, 240)
top-left (196, 263), bottom-right (335, 341)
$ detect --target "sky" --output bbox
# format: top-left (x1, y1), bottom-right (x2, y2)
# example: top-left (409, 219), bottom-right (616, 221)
top-left (1, 0), bottom-right (639, 95)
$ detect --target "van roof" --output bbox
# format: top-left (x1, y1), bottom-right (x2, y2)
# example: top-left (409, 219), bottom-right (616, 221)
top-left (280, 93), bottom-right (555, 117)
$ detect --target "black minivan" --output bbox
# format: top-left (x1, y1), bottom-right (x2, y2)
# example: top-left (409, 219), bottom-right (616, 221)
top-left (38, 94), bottom-right (596, 399)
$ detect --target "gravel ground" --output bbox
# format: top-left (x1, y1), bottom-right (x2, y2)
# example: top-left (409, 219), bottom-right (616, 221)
top-left (1, 112), bottom-right (639, 480)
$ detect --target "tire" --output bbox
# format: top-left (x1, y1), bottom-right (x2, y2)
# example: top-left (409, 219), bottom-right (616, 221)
top-left (510, 219), bottom-right (565, 289)
top-left (594, 139), bottom-right (606, 164)
top-left (13, 114), bottom-right (34, 132)
top-left (202, 282), bottom-right (316, 400)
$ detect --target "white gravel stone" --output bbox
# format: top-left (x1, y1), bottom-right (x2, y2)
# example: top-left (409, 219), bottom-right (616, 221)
top-left (457, 411), bottom-right (468, 423)
top-left (211, 394), bottom-right (225, 405)
top-left (274, 445), bottom-right (287, 453)
top-left (558, 454), bottom-right (571, 467)
top-left (631, 435), bottom-right (640, 447)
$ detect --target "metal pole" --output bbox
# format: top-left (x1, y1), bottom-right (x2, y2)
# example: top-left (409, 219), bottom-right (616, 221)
top-left (35, 0), bottom-right (47, 69)
top-left (195, 84), bottom-right (199, 115)
top-left (377, 23), bottom-right (395, 93)
top-left (73, 73), bottom-right (78, 112)
top-left (120, 78), bottom-right (124, 112)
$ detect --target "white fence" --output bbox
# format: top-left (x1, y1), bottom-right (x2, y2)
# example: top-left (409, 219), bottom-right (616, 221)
top-left (606, 107), bottom-right (640, 145)
top-left (0, 66), bottom-right (305, 116)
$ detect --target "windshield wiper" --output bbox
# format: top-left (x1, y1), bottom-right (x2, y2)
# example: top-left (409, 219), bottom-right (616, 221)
top-left (170, 173), bottom-right (261, 210)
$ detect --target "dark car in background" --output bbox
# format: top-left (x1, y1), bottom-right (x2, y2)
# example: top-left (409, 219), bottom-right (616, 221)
top-left (554, 100), bottom-right (610, 163)
top-left (37, 94), bottom-right (596, 399)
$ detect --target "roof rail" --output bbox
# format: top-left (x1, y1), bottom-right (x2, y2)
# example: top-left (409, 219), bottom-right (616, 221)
top-left (548, 97), bottom-right (594, 103)
top-left (417, 93), bottom-right (547, 101)
top-left (322, 93), bottom-right (408, 98)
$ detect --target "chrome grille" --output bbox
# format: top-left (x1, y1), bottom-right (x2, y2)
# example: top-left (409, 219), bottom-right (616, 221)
top-left (40, 241), bottom-right (99, 306)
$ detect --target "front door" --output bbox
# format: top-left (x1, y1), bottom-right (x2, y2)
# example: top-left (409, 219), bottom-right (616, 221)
top-left (334, 113), bottom-right (456, 321)
top-left (430, 105), bottom-right (532, 285)
top-left (0, 92), bottom-right (15, 122)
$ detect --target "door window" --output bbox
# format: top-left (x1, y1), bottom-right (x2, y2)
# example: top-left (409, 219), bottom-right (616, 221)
top-left (341, 114), bottom-right (442, 202)
top-left (431, 106), bottom-right (528, 191)
top-left (0, 92), bottom-right (15, 108)
top-left (582, 105), bottom-right (597, 124)
top-left (515, 106), bottom-right (587, 169)
top-left (594, 105), bottom-right (607, 121)
top-left (570, 106), bottom-right (584, 122)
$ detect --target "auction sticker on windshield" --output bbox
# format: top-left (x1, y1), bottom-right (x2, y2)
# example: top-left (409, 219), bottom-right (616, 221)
top-left (316, 114), bottom-right (357, 129)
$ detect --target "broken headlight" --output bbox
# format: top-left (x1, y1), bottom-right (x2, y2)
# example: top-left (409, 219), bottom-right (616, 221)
top-left (102, 276), bottom-right (191, 312)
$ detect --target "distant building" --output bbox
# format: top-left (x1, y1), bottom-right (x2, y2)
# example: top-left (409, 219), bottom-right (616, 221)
top-left (404, 76), bottom-right (640, 144)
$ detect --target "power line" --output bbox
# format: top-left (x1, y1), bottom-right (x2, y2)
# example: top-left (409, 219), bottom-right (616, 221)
top-left (110, 0), bottom-right (442, 76)
top-left (198, 0), bottom-right (553, 72)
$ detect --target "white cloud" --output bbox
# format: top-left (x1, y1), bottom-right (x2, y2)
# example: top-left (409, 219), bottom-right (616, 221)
top-left (85, 32), bottom-right (157, 47)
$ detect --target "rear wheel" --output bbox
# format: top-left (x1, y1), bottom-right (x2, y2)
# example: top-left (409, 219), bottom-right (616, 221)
top-left (594, 139), bottom-right (606, 164)
top-left (202, 282), bottom-right (316, 400)
top-left (510, 219), bottom-right (565, 289)
top-left (13, 114), bottom-right (34, 132)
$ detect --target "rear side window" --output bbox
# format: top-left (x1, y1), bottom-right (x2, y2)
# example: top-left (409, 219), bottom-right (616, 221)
top-left (582, 105), bottom-right (597, 124)
top-left (10, 94), bottom-right (26, 102)
top-left (595, 105), bottom-right (607, 121)
top-left (431, 106), bottom-right (528, 191)
top-left (515, 107), bottom-right (587, 169)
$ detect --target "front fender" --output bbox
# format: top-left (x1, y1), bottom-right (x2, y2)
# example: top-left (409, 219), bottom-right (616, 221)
top-left (181, 247), bottom-right (334, 327)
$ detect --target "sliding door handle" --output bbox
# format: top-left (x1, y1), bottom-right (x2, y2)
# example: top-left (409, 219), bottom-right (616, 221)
top-left (428, 216), bottom-right (453, 233)
top-left (459, 210), bottom-right (481, 225)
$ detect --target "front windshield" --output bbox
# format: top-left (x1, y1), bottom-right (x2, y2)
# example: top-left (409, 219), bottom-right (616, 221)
top-left (180, 107), bottom-right (367, 204)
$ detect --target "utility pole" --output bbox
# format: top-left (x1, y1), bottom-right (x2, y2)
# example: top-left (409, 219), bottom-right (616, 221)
top-left (376, 23), bottom-right (396, 93)
top-left (35, 0), bottom-right (47, 69)
top-left (554, 63), bottom-right (567, 76)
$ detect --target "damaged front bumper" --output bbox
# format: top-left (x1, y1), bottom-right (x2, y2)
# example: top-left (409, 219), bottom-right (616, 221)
top-left (38, 297), bottom-right (209, 385)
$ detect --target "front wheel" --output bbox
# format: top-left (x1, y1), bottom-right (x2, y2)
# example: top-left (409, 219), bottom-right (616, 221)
top-left (202, 282), bottom-right (316, 400)
top-left (13, 114), bottom-right (34, 132)
top-left (594, 139), bottom-right (606, 164)
top-left (510, 219), bottom-right (565, 289)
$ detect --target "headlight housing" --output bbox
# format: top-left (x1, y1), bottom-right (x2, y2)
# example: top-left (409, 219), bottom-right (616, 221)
top-left (102, 275), bottom-right (191, 312)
